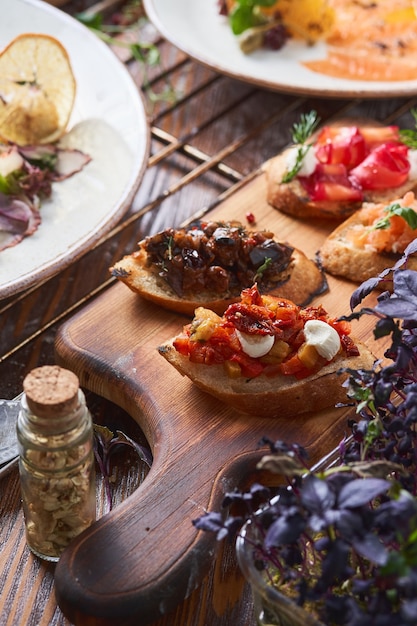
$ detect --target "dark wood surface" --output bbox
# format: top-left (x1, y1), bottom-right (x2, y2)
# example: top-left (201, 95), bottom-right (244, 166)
top-left (52, 170), bottom-right (387, 624)
top-left (1, 1), bottom-right (417, 625)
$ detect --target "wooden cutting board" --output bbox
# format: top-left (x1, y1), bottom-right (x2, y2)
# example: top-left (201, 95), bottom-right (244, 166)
top-left (53, 169), bottom-right (385, 625)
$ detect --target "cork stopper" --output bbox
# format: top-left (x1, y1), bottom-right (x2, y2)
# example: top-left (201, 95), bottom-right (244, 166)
top-left (23, 365), bottom-right (80, 418)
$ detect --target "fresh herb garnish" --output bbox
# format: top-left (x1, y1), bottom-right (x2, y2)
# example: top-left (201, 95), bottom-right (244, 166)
top-left (254, 256), bottom-right (272, 281)
top-left (281, 110), bottom-right (320, 183)
top-left (229, 0), bottom-right (280, 35)
top-left (166, 235), bottom-right (174, 261)
top-left (399, 108), bottom-right (417, 149)
top-left (371, 202), bottom-right (417, 232)
top-left (76, 1), bottom-right (177, 107)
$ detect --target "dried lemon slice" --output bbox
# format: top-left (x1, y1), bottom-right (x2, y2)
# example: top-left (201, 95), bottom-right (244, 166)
top-left (0, 33), bottom-right (76, 146)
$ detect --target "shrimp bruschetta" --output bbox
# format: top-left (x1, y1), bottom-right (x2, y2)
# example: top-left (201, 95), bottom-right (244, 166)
top-left (319, 191), bottom-right (417, 284)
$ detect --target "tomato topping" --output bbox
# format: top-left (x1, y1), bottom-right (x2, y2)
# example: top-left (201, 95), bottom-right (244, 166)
top-left (299, 163), bottom-right (363, 202)
top-left (329, 319), bottom-right (351, 337)
top-left (277, 354), bottom-right (314, 379)
top-left (230, 352), bottom-right (264, 378)
top-left (340, 335), bottom-right (360, 357)
top-left (240, 284), bottom-right (264, 306)
top-left (173, 334), bottom-right (192, 356)
top-left (349, 142), bottom-right (410, 191)
top-left (297, 124), bottom-right (409, 202)
top-left (315, 126), bottom-right (366, 169)
top-left (173, 285), bottom-right (360, 380)
top-left (359, 125), bottom-right (400, 149)
top-left (224, 302), bottom-right (276, 335)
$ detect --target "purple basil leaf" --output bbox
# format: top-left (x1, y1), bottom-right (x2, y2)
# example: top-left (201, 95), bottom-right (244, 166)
top-left (403, 238), bottom-right (417, 258)
top-left (310, 509), bottom-right (341, 533)
top-left (393, 269), bottom-right (417, 302)
top-left (351, 533), bottom-right (388, 566)
top-left (192, 511), bottom-right (224, 533)
top-left (373, 317), bottom-right (397, 339)
top-left (338, 478), bottom-right (390, 508)
top-left (115, 430), bottom-right (152, 467)
top-left (334, 509), bottom-right (363, 538)
top-left (350, 277), bottom-right (382, 309)
top-left (301, 475), bottom-right (335, 514)
top-left (265, 513), bottom-right (306, 547)
top-left (376, 297), bottom-right (417, 320)
top-left (318, 539), bottom-right (350, 586)
top-left (402, 599), bottom-right (417, 622)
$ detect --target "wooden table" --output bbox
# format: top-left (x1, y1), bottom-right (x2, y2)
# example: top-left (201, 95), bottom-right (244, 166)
top-left (1, 1), bottom-right (417, 624)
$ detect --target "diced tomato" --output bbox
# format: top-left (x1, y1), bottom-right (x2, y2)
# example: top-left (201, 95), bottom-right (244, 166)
top-left (349, 142), bottom-right (410, 190)
top-left (187, 341), bottom-right (219, 365)
top-left (315, 126), bottom-right (366, 169)
top-left (300, 163), bottom-right (363, 202)
top-left (173, 335), bottom-right (191, 356)
top-left (359, 125), bottom-right (400, 150)
top-left (229, 352), bottom-right (265, 378)
top-left (278, 354), bottom-right (312, 379)
top-left (312, 181), bottom-right (363, 202)
top-left (340, 335), bottom-right (360, 357)
top-left (329, 319), bottom-right (351, 337)
top-left (239, 284), bottom-right (264, 306)
top-left (224, 302), bottom-right (276, 334)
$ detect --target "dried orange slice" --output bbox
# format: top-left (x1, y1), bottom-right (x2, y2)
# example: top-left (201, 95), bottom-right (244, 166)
top-left (0, 33), bottom-right (76, 146)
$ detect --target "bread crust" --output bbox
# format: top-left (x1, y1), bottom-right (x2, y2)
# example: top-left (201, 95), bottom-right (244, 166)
top-left (265, 119), bottom-right (417, 221)
top-left (158, 338), bottom-right (375, 418)
top-left (111, 245), bottom-right (327, 316)
top-left (319, 209), bottom-right (417, 284)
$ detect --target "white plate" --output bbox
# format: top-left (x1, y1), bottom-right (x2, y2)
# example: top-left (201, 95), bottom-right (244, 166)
top-left (0, 0), bottom-right (150, 299)
top-left (144, 0), bottom-right (417, 98)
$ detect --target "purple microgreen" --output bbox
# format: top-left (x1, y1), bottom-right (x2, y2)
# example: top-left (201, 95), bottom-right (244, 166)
top-left (94, 424), bottom-right (152, 511)
top-left (193, 240), bottom-right (417, 622)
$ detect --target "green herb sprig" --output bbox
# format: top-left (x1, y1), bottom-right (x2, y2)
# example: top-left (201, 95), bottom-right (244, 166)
top-left (76, 2), bottom-right (177, 107)
top-left (371, 202), bottom-right (417, 232)
top-left (399, 108), bottom-right (417, 149)
top-left (94, 424), bottom-right (152, 512)
top-left (254, 256), bottom-right (272, 281)
top-left (229, 0), bottom-right (280, 35)
top-left (281, 110), bottom-right (320, 183)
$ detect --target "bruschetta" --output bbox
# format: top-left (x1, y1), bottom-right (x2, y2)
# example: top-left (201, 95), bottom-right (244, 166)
top-left (110, 220), bottom-right (326, 316)
top-left (319, 191), bottom-right (417, 284)
top-left (158, 284), bottom-right (375, 418)
top-left (265, 113), bottom-right (417, 220)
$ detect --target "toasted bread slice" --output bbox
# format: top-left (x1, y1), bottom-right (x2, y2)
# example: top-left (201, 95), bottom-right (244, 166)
top-left (265, 118), bottom-right (417, 221)
top-left (319, 192), bottom-right (417, 284)
top-left (158, 338), bottom-right (374, 419)
top-left (110, 223), bottom-right (327, 316)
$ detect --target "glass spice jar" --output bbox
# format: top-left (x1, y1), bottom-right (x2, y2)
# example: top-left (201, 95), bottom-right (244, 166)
top-left (16, 365), bottom-right (96, 562)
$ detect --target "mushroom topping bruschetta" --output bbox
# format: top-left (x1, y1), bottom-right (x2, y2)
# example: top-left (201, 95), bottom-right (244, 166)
top-left (110, 220), bottom-right (326, 315)
top-left (320, 191), bottom-right (417, 284)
